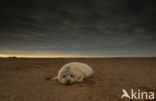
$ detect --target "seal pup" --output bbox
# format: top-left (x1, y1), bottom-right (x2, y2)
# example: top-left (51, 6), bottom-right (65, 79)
top-left (51, 62), bottom-right (93, 84)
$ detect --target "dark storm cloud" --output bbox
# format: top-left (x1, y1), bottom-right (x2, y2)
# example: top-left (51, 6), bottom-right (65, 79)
top-left (0, 0), bottom-right (156, 57)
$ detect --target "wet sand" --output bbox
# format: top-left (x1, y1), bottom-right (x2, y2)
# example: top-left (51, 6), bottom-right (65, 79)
top-left (0, 58), bottom-right (156, 101)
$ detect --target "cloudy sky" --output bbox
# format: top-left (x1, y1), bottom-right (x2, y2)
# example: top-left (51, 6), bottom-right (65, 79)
top-left (0, 0), bottom-right (156, 57)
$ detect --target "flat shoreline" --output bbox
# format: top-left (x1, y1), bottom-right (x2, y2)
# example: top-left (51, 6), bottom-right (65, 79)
top-left (0, 58), bottom-right (156, 101)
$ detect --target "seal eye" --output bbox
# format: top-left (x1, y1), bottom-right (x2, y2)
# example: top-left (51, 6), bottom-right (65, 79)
top-left (70, 74), bottom-right (73, 77)
top-left (62, 75), bottom-right (66, 78)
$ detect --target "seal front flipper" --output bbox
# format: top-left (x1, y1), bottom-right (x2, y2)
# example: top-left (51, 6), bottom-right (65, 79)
top-left (51, 76), bottom-right (58, 80)
top-left (77, 76), bottom-right (84, 82)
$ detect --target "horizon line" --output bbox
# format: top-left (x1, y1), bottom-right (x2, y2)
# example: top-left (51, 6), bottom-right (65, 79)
top-left (0, 54), bottom-right (156, 58)
top-left (0, 56), bottom-right (156, 58)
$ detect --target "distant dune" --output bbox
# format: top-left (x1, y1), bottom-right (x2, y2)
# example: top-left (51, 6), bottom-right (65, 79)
top-left (0, 58), bottom-right (156, 101)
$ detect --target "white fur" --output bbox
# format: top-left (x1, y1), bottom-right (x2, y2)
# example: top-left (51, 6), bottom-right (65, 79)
top-left (52, 62), bottom-right (93, 84)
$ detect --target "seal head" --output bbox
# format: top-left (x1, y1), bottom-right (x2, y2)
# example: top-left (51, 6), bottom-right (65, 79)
top-left (58, 66), bottom-right (76, 84)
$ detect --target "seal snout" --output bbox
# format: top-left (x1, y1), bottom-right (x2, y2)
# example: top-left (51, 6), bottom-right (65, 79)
top-left (65, 79), bottom-right (72, 85)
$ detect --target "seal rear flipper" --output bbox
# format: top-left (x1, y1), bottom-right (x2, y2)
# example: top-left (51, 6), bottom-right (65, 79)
top-left (51, 76), bottom-right (58, 80)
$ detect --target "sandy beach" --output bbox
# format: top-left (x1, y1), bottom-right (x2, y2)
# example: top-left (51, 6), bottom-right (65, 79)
top-left (0, 58), bottom-right (156, 101)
